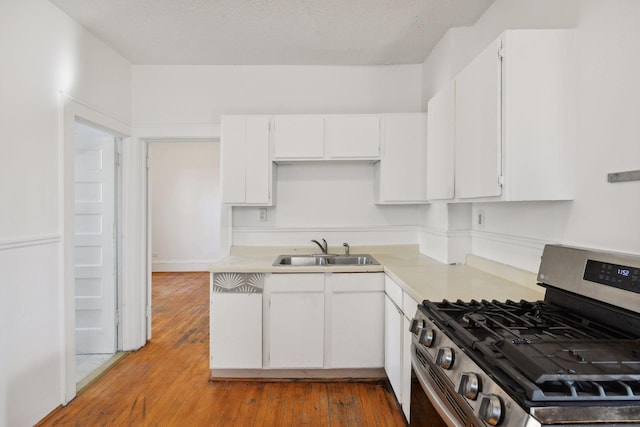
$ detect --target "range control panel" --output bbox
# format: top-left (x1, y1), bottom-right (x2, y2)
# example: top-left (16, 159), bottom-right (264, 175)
top-left (584, 259), bottom-right (640, 294)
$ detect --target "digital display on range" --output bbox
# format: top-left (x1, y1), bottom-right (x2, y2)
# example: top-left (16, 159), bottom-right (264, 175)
top-left (583, 259), bottom-right (640, 294)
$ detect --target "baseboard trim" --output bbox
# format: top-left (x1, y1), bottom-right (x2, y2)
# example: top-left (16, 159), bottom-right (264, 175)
top-left (210, 367), bottom-right (386, 380)
top-left (418, 226), bottom-right (470, 264)
top-left (470, 230), bottom-right (552, 273)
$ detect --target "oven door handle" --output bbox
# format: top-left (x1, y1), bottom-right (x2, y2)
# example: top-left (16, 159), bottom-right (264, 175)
top-left (411, 349), bottom-right (464, 427)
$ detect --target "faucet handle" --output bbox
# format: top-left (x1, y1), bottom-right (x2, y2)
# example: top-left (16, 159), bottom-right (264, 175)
top-left (342, 242), bottom-right (350, 256)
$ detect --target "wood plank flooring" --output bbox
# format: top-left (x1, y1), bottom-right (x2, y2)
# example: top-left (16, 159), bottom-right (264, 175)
top-left (38, 272), bottom-right (445, 426)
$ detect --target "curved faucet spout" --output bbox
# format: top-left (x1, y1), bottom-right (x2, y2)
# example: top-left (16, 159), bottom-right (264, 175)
top-left (311, 239), bottom-right (328, 254)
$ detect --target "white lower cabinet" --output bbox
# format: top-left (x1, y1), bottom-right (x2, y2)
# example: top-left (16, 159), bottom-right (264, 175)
top-left (211, 271), bottom-right (386, 373)
top-left (268, 273), bottom-right (325, 368)
top-left (385, 294), bottom-right (403, 400)
top-left (329, 273), bottom-right (384, 368)
top-left (384, 274), bottom-right (418, 422)
top-left (402, 294), bottom-right (419, 421)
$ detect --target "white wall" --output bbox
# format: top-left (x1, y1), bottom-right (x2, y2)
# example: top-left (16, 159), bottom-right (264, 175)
top-left (233, 163), bottom-right (421, 247)
top-left (0, 0), bottom-right (131, 425)
top-left (421, 0), bottom-right (640, 271)
top-left (133, 65), bottom-right (422, 125)
top-left (133, 65), bottom-right (424, 247)
top-left (151, 141), bottom-right (221, 271)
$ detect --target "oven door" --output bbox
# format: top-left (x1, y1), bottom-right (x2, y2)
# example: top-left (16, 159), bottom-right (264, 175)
top-left (411, 344), bottom-right (463, 427)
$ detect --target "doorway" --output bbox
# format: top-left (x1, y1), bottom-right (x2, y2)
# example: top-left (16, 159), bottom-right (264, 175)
top-left (144, 140), bottom-right (222, 338)
top-left (73, 121), bottom-right (121, 387)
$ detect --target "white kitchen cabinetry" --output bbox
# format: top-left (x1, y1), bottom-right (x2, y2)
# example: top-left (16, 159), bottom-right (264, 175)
top-left (401, 293), bottom-right (419, 421)
top-left (268, 274), bottom-right (325, 368)
top-left (325, 115), bottom-right (380, 159)
top-left (375, 114), bottom-right (428, 204)
top-left (221, 116), bottom-right (273, 205)
top-left (273, 115), bottom-right (380, 161)
top-left (426, 80), bottom-right (456, 200)
top-left (384, 275), bottom-right (404, 406)
top-left (329, 273), bottom-right (384, 368)
top-left (454, 30), bottom-right (576, 201)
top-left (210, 273), bottom-right (263, 369)
top-left (384, 274), bottom-right (419, 422)
top-left (272, 116), bottom-right (325, 159)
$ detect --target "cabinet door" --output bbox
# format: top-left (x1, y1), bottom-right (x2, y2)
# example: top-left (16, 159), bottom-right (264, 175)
top-left (401, 293), bottom-right (419, 422)
top-left (426, 81), bottom-right (456, 200)
top-left (325, 115), bottom-right (380, 159)
top-left (455, 39), bottom-right (502, 199)
top-left (273, 116), bottom-right (324, 159)
top-left (210, 293), bottom-right (262, 369)
top-left (384, 295), bottom-right (403, 403)
top-left (269, 274), bottom-right (324, 369)
top-left (377, 114), bottom-right (428, 203)
top-left (221, 116), bottom-right (247, 204)
top-left (331, 290), bottom-right (384, 368)
top-left (245, 117), bottom-right (271, 204)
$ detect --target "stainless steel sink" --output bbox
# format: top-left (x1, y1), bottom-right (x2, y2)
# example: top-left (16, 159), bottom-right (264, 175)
top-left (273, 254), bottom-right (379, 266)
top-left (274, 255), bottom-right (330, 266)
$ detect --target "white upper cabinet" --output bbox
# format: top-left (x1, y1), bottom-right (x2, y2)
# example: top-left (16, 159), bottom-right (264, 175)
top-left (273, 115), bottom-right (381, 161)
top-left (325, 115), bottom-right (380, 159)
top-left (221, 116), bottom-right (273, 205)
top-left (455, 38), bottom-right (503, 199)
top-left (375, 113), bottom-right (428, 204)
top-left (452, 29), bottom-right (576, 201)
top-left (426, 80), bottom-right (456, 200)
top-left (272, 116), bottom-right (325, 159)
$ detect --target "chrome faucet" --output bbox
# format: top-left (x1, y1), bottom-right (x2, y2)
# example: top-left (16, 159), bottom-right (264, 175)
top-left (311, 239), bottom-right (328, 255)
top-left (343, 242), bottom-right (350, 256)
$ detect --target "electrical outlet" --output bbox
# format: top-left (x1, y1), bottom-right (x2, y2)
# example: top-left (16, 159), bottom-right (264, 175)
top-left (258, 208), bottom-right (267, 222)
top-left (477, 210), bottom-right (485, 229)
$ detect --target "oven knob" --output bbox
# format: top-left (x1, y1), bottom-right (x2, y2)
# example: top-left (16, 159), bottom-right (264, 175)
top-left (458, 373), bottom-right (481, 400)
top-left (418, 328), bottom-right (435, 347)
top-left (436, 347), bottom-right (454, 369)
top-left (409, 318), bottom-right (425, 335)
top-left (479, 394), bottom-right (503, 426)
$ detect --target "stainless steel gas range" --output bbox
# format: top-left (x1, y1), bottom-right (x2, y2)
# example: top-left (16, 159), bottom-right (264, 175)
top-left (410, 244), bottom-right (640, 426)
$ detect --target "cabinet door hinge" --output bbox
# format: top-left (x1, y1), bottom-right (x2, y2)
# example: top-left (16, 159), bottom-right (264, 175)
top-left (498, 47), bottom-right (504, 61)
top-left (498, 175), bottom-right (505, 187)
top-left (115, 152), bottom-right (121, 168)
top-left (115, 309), bottom-right (121, 326)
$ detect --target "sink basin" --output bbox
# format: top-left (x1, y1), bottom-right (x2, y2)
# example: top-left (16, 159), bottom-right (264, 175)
top-left (273, 254), bottom-right (379, 266)
top-left (274, 255), bottom-right (330, 266)
top-left (328, 255), bottom-right (379, 265)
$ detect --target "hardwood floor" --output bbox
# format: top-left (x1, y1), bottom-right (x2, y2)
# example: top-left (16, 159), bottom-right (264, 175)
top-left (38, 272), bottom-right (444, 426)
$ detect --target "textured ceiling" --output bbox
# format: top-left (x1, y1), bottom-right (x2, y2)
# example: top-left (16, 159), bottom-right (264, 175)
top-left (49, 0), bottom-right (494, 65)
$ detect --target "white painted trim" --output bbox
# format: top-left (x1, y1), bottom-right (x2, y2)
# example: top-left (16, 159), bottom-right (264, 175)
top-left (134, 123), bottom-right (221, 140)
top-left (232, 225), bottom-right (419, 247)
top-left (0, 234), bottom-right (61, 251)
top-left (119, 136), bottom-right (148, 352)
top-left (59, 94), bottom-right (138, 405)
top-left (418, 226), bottom-right (471, 264)
top-left (152, 260), bottom-right (216, 272)
top-left (135, 130), bottom-right (225, 344)
top-left (470, 230), bottom-right (552, 273)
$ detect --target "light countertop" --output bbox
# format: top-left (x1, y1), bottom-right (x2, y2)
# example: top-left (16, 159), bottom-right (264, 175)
top-left (209, 245), bottom-right (545, 303)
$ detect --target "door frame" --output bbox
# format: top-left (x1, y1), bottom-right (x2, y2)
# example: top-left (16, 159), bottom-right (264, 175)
top-left (60, 96), bottom-right (142, 403)
top-left (134, 124), bottom-right (230, 341)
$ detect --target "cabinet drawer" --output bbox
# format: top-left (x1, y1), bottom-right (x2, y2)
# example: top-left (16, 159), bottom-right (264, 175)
top-left (269, 273), bottom-right (324, 292)
top-left (402, 292), bottom-right (419, 319)
top-left (331, 273), bottom-right (384, 292)
top-left (384, 275), bottom-right (403, 307)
